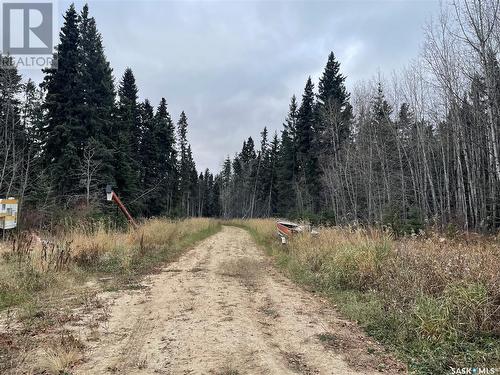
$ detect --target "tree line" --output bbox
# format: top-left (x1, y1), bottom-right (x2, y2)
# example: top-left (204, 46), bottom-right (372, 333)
top-left (1, 3), bottom-right (219, 223)
top-left (1, 1), bottom-right (499, 231)
top-left (218, 0), bottom-right (500, 231)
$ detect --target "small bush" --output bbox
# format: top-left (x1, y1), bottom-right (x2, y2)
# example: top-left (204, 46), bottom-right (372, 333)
top-left (383, 205), bottom-right (424, 236)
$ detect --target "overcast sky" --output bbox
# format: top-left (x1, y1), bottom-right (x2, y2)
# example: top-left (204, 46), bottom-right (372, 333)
top-left (26, 0), bottom-right (440, 172)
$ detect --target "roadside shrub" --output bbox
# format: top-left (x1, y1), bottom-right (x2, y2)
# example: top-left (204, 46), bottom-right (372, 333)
top-left (382, 205), bottom-right (424, 236)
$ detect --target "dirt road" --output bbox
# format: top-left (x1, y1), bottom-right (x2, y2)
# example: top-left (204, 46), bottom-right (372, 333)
top-left (74, 226), bottom-right (403, 375)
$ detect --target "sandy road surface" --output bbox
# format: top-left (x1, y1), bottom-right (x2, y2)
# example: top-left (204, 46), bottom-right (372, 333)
top-left (74, 226), bottom-right (403, 375)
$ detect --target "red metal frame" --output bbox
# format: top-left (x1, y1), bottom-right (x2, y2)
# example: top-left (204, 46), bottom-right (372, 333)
top-left (111, 191), bottom-right (138, 229)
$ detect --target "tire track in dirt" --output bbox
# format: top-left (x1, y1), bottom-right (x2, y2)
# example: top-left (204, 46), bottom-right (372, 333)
top-left (73, 226), bottom-right (404, 375)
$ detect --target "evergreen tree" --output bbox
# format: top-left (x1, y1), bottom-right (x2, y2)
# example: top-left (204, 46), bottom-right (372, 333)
top-left (296, 78), bottom-right (315, 161)
top-left (277, 96), bottom-right (299, 215)
top-left (177, 111), bottom-right (195, 215)
top-left (367, 83), bottom-right (397, 221)
top-left (284, 95), bottom-right (299, 145)
top-left (316, 51), bottom-right (353, 155)
top-left (242, 136), bottom-right (258, 216)
top-left (79, 4), bottom-right (116, 189)
top-left (187, 145), bottom-right (199, 216)
top-left (114, 68), bottom-right (141, 208)
top-left (220, 156), bottom-right (232, 217)
top-left (0, 56), bottom-right (23, 198)
top-left (256, 127), bottom-right (270, 214)
top-left (277, 129), bottom-right (296, 216)
top-left (296, 77), bottom-right (321, 212)
top-left (137, 97), bottom-right (177, 216)
top-left (155, 98), bottom-right (177, 215)
top-left (22, 80), bottom-right (45, 152)
top-left (208, 173), bottom-right (221, 217)
top-left (240, 137), bottom-right (256, 162)
top-left (177, 111), bottom-right (188, 159)
top-left (197, 170), bottom-right (207, 216)
top-left (139, 99), bottom-right (156, 214)
top-left (41, 4), bottom-right (84, 197)
top-left (117, 68), bottom-right (141, 154)
top-left (266, 132), bottom-right (280, 216)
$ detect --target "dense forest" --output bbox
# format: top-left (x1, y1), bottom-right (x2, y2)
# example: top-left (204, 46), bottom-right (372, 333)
top-left (1, 1), bottom-right (499, 231)
top-left (213, 0), bottom-right (500, 231)
top-left (1, 4), bottom-right (207, 223)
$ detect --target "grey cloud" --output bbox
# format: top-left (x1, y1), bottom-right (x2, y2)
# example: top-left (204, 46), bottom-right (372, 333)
top-left (26, 0), bottom-right (439, 172)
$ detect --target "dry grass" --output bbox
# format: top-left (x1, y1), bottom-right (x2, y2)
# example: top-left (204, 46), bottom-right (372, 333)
top-left (218, 257), bottom-right (262, 288)
top-left (216, 364), bottom-right (240, 375)
top-left (0, 218), bottom-right (219, 310)
top-left (229, 219), bottom-right (500, 374)
top-left (35, 345), bottom-right (82, 374)
top-left (231, 219), bottom-right (499, 305)
top-left (0, 218), bottom-right (220, 372)
top-left (67, 217), bottom-right (216, 270)
top-left (32, 331), bottom-right (84, 374)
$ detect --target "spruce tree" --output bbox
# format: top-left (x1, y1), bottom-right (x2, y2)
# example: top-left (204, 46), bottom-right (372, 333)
top-left (277, 129), bottom-right (296, 216)
top-left (198, 170), bottom-right (207, 216)
top-left (79, 4), bottom-right (116, 191)
top-left (284, 95), bottom-right (299, 148)
top-left (316, 51), bottom-right (353, 155)
top-left (369, 83), bottom-right (397, 220)
top-left (42, 4), bottom-right (84, 197)
top-left (276, 96), bottom-right (299, 215)
top-left (296, 78), bottom-right (315, 160)
top-left (240, 137), bottom-right (256, 162)
top-left (296, 77), bottom-right (320, 212)
top-left (256, 127), bottom-right (270, 215)
top-left (139, 99), bottom-right (156, 214)
top-left (177, 111), bottom-right (192, 215)
top-left (117, 68), bottom-right (141, 155)
top-left (266, 132), bottom-right (280, 216)
top-left (155, 98), bottom-right (177, 215)
top-left (114, 68), bottom-right (141, 208)
top-left (242, 137), bottom-right (257, 216)
top-left (206, 170), bottom-right (217, 216)
top-left (186, 145), bottom-right (199, 216)
top-left (220, 156), bottom-right (232, 218)
top-left (0, 56), bottom-right (23, 198)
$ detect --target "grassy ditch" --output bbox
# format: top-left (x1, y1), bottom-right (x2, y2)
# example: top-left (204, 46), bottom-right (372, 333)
top-left (0, 218), bottom-right (220, 373)
top-left (0, 218), bottom-right (221, 310)
top-left (227, 219), bottom-right (500, 374)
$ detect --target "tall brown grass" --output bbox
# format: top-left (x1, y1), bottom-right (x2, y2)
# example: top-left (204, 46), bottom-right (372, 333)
top-left (68, 217), bottom-right (216, 269)
top-left (229, 219), bottom-right (500, 374)
top-left (1, 217), bottom-right (220, 373)
top-left (0, 218), bottom-right (219, 310)
top-left (69, 217), bottom-right (216, 255)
